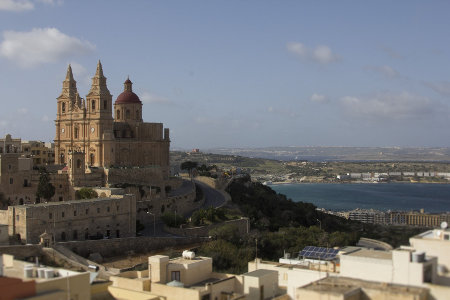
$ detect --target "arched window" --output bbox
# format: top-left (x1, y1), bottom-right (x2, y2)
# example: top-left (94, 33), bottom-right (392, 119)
top-left (90, 153), bottom-right (95, 166)
top-left (117, 110), bottom-right (120, 119)
top-left (74, 127), bottom-right (79, 139)
top-left (103, 100), bottom-right (107, 109)
top-left (60, 153), bottom-right (65, 164)
top-left (91, 100), bottom-right (95, 110)
top-left (126, 109), bottom-right (130, 119)
top-left (76, 159), bottom-right (81, 168)
top-left (62, 102), bottom-right (66, 113)
top-left (136, 110), bottom-right (139, 119)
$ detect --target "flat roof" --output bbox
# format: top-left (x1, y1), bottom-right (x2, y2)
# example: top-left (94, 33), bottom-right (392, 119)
top-left (345, 249), bottom-right (392, 260)
top-left (15, 196), bottom-right (125, 208)
top-left (300, 276), bottom-right (428, 295)
top-left (169, 256), bottom-right (211, 265)
top-left (244, 269), bottom-right (277, 278)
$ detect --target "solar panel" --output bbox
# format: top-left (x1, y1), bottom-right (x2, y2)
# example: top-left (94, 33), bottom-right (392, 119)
top-left (298, 246), bottom-right (339, 260)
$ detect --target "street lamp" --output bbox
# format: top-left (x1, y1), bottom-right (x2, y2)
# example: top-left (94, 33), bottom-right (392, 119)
top-left (147, 211), bottom-right (156, 236)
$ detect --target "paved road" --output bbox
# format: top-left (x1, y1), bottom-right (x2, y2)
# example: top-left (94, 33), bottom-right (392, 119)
top-left (194, 180), bottom-right (227, 209)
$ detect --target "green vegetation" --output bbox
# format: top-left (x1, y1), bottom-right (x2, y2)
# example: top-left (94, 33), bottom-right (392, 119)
top-left (196, 175), bottom-right (425, 273)
top-left (190, 207), bottom-right (227, 226)
top-left (161, 212), bottom-right (185, 227)
top-left (180, 161), bottom-right (198, 177)
top-left (36, 168), bottom-right (55, 201)
top-left (75, 188), bottom-right (98, 200)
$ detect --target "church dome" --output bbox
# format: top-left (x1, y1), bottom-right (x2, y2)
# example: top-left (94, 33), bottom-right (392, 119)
top-left (115, 77), bottom-right (142, 104)
top-left (115, 91), bottom-right (141, 104)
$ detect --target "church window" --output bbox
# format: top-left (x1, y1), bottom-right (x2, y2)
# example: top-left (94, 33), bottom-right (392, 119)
top-left (90, 153), bottom-right (95, 165)
top-left (92, 100), bottom-right (96, 110)
top-left (61, 232), bottom-right (66, 241)
top-left (73, 230), bottom-right (78, 240)
top-left (62, 102), bottom-right (66, 113)
top-left (117, 110), bottom-right (120, 119)
top-left (74, 127), bottom-right (79, 138)
top-left (74, 210), bottom-right (77, 216)
top-left (126, 109), bottom-right (130, 119)
top-left (104, 100), bottom-right (107, 109)
top-left (136, 110), bottom-right (139, 119)
top-left (62, 212), bottom-right (65, 218)
top-left (9, 178), bottom-right (13, 184)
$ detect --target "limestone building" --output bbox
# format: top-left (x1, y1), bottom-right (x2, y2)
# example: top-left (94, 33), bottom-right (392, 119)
top-left (54, 62), bottom-right (170, 177)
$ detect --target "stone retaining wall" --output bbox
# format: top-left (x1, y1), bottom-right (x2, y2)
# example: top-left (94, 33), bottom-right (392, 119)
top-left (0, 244), bottom-right (42, 259)
top-left (163, 218), bottom-right (249, 238)
top-left (57, 236), bottom-right (208, 258)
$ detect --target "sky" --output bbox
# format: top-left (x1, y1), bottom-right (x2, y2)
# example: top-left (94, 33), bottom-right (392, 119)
top-left (0, 0), bottom-right (450, 149)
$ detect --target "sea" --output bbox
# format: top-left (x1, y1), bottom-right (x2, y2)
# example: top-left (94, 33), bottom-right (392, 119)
top-left (270, 183), bottom-right (450, 213)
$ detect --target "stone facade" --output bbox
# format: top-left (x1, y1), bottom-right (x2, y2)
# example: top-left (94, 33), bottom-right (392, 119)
top-left (6, 194), bottom-right (136, 244)
top-left (54, 62), bottom-right (170, 178)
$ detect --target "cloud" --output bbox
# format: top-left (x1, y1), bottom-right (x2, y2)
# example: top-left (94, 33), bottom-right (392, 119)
top-left (0, 0), bottom-right (63, 11)
top-left (424, 81), bottom-right (450, 97)
top-left (69, 61), bottom-right (91, 86)
top-left (36, 0), bottom-right (63, 5)
top-left (267, 106), bottom-right (300, 119)
top-left (365, 65), bottom-right (400, 79)
top-left (287, 42), bottom-right (340, 64)
top-left (0, 0), bottom-right (33, 11)
top-left (41, 115), bottom-right (49, 122)
top-left (381, 46), bottom-right (403, 59)
top-left (0, 28), bottom-right (95, 67)
top-left (340, 91), bottom-right (441, 120)
top-left (310, 93), bottom-right (328, 103)
top-left (140, 92), bottom-right (173, 105)
top-left (17, 107), bottom-right (28, 114)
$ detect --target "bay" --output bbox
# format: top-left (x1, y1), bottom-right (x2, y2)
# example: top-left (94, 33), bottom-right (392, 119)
top-left (270, 183), bottom-right (450, 213)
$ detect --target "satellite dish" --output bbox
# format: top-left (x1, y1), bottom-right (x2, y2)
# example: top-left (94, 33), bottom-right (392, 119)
top-left (441, 222), bottom-right (448, 229)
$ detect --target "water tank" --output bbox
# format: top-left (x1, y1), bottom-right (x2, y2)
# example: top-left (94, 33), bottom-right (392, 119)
top-left (182, 250), bottom-right (195, 260)
top-left (38, 268), bottom-right (46, 278)
top-left (44, 269), bottom-right (54, 279)
top-left (412, 252), bottom-right (426, 263)
top-left (23, 266), bottom-right (33, 278)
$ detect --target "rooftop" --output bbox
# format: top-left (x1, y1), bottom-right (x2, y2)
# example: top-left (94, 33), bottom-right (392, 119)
top-left (169, 256), bottom-right (212, 266)
top-left (300, 276), bottom-right (428, 295)
top-left (243, 269), bottom-right (277, 278)
top-left (412, 229), bottom-right (450, 241)
top-left (344, 248), bottom-right (392, 260)
top-left (14, 196), bottom-right (126, 208)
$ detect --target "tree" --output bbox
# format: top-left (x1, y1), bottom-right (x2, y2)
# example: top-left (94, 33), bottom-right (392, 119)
top-left (0, 192), bottom-right (9, 209)
top-left (181, 161), bottom-right (198, 178)
top-left (75, 188), bottom-right (98, 200)
top-left (36, 169), bottom-right (55, 202)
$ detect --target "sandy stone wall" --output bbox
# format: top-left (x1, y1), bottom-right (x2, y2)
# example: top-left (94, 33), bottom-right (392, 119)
top-left (105, 167), bottom-right (165, 186)
top-left (163, 218), bottom-right (249, 238)
top-left (58, 236), bottom-right (207, 258)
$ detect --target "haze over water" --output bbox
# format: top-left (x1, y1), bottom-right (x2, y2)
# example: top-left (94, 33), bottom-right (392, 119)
top-left (271, 183), bottom-right (450, 213)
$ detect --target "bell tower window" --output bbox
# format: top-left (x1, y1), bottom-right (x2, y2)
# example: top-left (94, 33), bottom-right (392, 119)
top-left (117, 110), bottom-right (120, 119)
top-left (92, 100), bottom-right (96, 110)
top-left (126, 109), bottom-right (130, 119)
top-left (62, 102), bottom-right (66, 113)
top-left (74, 127), bottom-right (79, 139)
top-left (104, 100), bottom-right (107, 110)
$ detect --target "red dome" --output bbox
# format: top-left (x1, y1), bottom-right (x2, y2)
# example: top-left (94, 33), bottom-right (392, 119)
top-left (115, 91), bottom-right (141, 104)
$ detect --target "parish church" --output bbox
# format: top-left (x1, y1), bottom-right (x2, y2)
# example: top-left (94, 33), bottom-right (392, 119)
top-left (54, 61), bottom-right (170, 177)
